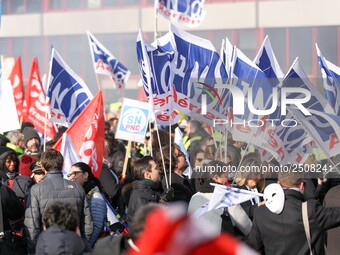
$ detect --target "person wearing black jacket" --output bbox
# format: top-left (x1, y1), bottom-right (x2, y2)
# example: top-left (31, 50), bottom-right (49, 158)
top-left (0, 182), bottom-right (25, 254)
top-left (127, 156), bottom-right (163, 226)
top-left (249, 170), bottom-right (340, 255)
top-left (156, 144), bottom-right (194, 204)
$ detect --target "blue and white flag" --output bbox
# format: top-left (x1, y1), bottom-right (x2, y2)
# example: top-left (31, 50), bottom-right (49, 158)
top-left (220, 37), bottom-right (235, 78)
top-left (87, 31), bottom-right (130, 89)
top-left (289, 107), bottom-right (340, 158)
top-left (254, 35), bottom-right (284, 85)
top-left (156, 0), bottom-right (206, 28)
top-left (281, 58), bottom-right (332, 114)
top-left (228, 47), bottom-right (276, 145)
top-left (170, 25), bottom-right (229, 126)
top-left (137, 25), bottom-right (229, 127)
top-left (46, 48), bottom-right (93, 127)
top-left (175, 127), bottom-right (192, 177)
top-left (136, 31), bottom-right (176, 125)
top-left (193, 183), bottom-right (263, 218)
top-left (316, 44), bottom-right (340, 115)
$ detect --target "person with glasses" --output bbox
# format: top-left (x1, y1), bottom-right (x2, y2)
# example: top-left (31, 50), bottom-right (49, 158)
top-left (68, 162), bottom-right (107, 247)
top-left (24, 149), bottom-right (93, 254)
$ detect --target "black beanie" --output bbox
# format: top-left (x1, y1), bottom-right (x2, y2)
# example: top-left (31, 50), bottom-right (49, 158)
top-left (23, 127), bottom-right (41, 146)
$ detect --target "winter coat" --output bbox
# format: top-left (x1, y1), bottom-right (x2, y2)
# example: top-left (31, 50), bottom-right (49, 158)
top-left (0, 183), bottom-right (25, 232)
top-left (11, 175), bottom-right (34, 202)
top-left (24, 170), bottom-right (93, 254)
top-left (127, 179), bottom-right (162, 226)
top-left (92, 234), bottom-right (131, 255)
top-left (249, 188), bottom-right (340, 255)
top-left (36, 226), bottom-right (91, 255)
top-left (323, 184), bottom-right (340, 255)
top-left (162, 172), bottom-right (194, 203)
top-left (87, 187), bottom-right (107, 247)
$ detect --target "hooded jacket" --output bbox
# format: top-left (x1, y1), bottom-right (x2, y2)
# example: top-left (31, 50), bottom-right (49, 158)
top-left (0, 146), bottom-right (19, 182)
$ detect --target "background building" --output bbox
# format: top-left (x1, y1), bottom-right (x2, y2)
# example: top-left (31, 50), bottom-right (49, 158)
top-left (1, 0), bottom-right (339, 105)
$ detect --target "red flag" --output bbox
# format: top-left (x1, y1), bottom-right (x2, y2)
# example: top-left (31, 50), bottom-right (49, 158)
top-left (128, 204), bottom-right (258, 255)
top-left (24, 58), bottom-right (56, 139)
top-left (54, 91), bottom-right (105, 178)
top-left (8, 56), bottom-right (24, 119)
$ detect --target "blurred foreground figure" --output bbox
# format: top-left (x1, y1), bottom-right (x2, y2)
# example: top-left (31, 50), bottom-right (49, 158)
top-left (127, 203), bottom-right (258, 255)
top-left (36, 202), bottom-right (91, 255)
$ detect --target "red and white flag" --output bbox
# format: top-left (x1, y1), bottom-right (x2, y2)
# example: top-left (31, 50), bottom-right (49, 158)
top-left (128, 203), bottom-right (258, 255)
top-left (8, 56), bottom-right (24, 119)
top-left (24, 58), bottom-right (56, 139)
top-left (54, 91), bottom-right (105, 178)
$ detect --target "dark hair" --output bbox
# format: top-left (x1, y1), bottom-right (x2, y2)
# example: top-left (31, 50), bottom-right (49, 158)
top-left (43, 202), bottom-right (79, 232)
top-left (40, 149), bottom-right (64, 171)
top-left (198, 160), bottom-right (230, 185)
top-left (72, 162), bottom-right (102, 193)
top-left (155, 144), bottom-right (180, 174)
top-left (129, 203), bottom-right (160, 241)
top-left (278, 169), bottom-right (304, 188)
top-left (132, 156), bottom-right (154, 180)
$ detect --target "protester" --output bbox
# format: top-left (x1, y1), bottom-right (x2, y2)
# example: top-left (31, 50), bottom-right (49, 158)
top-left (11, 157), bottom-right (42, 204)
top-left (69, 162), bottom-right (107, 247)
top-left (104, 132), bottom-right (125, 176)
top-left (235, 157), bottom-right (265, 220)
top-left (93, 203), bottom-right (160, 255)
top-left (126, 156), bottom-right (163, 226)
top-left (0, 146), bottom-right (20, 188)
top-left (323, 184), bottom-right (340, 255)
top-left (6, 130), bottom-right (25, 157)
top-left (156, 144), bottom-right (195, 204)
top-left (23, 127), bottom-right (42, 158)
top-left (128, 203), bottom-right (259, 255)
top-left (24, 149), bottom-right (93, 254)
top-left (188, 160), bottom-right (252, 238)
top-left (0, 182), bottom-right (26, 255)
top-left (35, 202), bottom-right (91, 255)
top-left (249, 170), bottom-right (340, 255)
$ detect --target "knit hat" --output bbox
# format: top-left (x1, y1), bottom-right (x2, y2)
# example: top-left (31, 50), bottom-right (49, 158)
top-left (20, 121), bottom-right (34, 133)
top-left (23, 127), bottom-right (41, 146)
top-left (19, 155), bottom-right (37, 177)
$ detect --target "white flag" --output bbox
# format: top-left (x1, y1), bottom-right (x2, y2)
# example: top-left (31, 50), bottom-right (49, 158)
top-left (193, 183), bottom-right (263, 218)
top-left (0, 80), bottom-right (20, 132)
top-left (60, 133), bottom-right (82, 178)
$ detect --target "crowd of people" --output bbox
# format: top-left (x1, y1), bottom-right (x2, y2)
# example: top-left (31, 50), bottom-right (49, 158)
top-left (1, 116), bottom-right (340, 255)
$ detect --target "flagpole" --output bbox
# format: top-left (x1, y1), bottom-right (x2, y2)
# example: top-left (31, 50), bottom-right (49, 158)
top-left (43, 104), bottom-right (48, 152)
top-left (95, 74), bottom-right (101, 92)
top-left (154, 117), bottom-right (169, 188)
top-left (154, 0), bottom-right (159, 40)
top-left (169, 117), bottom-right (172, 187)
top-left (122, 140), bottom-right (131, 180)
